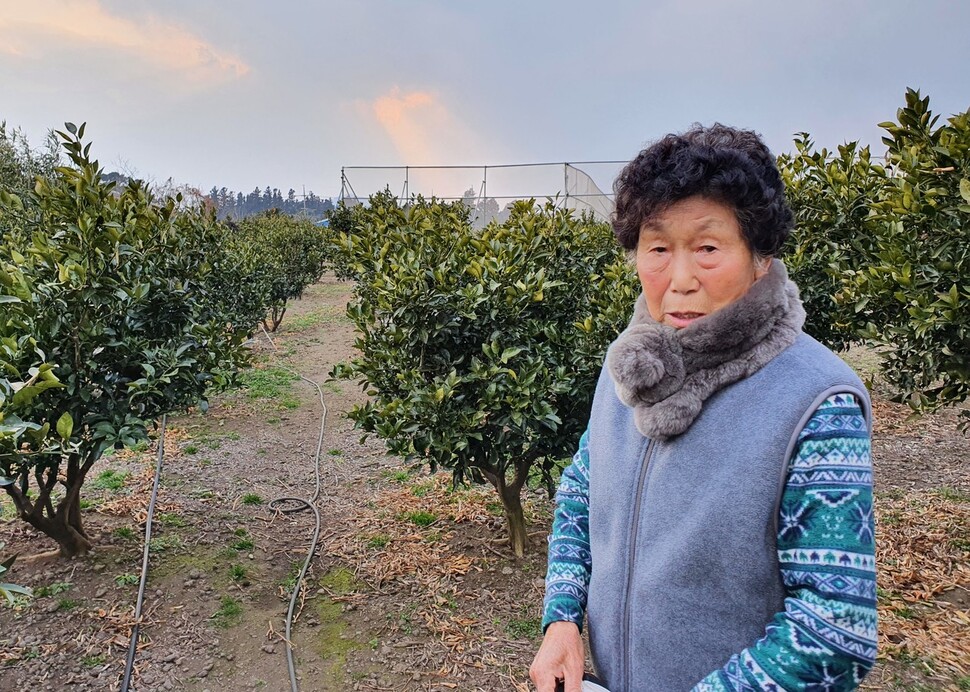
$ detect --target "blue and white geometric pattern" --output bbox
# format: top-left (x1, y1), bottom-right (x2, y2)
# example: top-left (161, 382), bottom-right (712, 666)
top-left (542, 431), bottom-right (592, 631)
top-left (696, 393), bottom-right (877, 690)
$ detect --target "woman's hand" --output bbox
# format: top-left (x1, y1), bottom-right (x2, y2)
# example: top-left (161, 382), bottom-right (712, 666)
top-left (530, 621), bottom-right (585, 692)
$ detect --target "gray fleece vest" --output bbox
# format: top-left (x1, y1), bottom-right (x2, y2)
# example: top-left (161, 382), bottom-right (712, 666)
top-left (586, 332), bottom-right (870, 692)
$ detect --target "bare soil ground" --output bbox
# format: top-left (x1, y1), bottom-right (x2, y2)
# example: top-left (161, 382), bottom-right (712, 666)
top-left (1, 275), bottom-right (968, 691)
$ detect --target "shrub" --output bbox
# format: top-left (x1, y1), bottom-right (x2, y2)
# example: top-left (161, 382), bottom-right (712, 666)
top-left (779, 136), bottom-right (885, 351)
top-left (232, 210), bottom-right (329, 331)
top-left (335, 196), bottom-right (637, 555)
top-left (0, 124), bottom-right (251, 556)
top-left (850, 90), bottom-right (970, 422)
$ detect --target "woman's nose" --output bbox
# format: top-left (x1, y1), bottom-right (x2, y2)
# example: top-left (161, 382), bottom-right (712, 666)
top-left (669, 253), bottom-right (699, 294)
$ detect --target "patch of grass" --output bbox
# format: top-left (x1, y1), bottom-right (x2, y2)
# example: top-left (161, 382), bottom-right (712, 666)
top-left (18, 646), bottom-right (41, 661)
top-left (365, 534), bottom-right (389, 549)
top-left (957, 676), bottom-right (970, 691)
top-left (157, 513), bottom-right (187, 528)
top-left (315, 585), bottom-right (364, 686)
top-left (265, 418), bottom-right (280, 425)
top-left (286, 307), bottom-right (348, 332)
top-left (229, 564), bottom-right (247, 582)
top-left (148, 534), bottom-right (183, 553)
top-left (92, 469), bottom-right (128, 491)
top-left (81, 654), bottom-right (106, 667)
top-left (410, 482), bottom-right (432, 498)
top-left (327, 448), bottom-right (343, 457)
top-left (34, 581), bottom-right (72, 598)
top-left (484, 501), bottom-right (505, 517)
top-left (185, 444), bottom-right (199, 455)
top-left (56, 597), bottom-right (81, 611)
top-left (935, 486), bottom-right (970, 503)
top-left (212, 595), bottom-right (243, 628)
top-left (879, 510), bottom-right (901, 526)
top-left (279, 562), bottom-right (302, 594)
top-left (381, 469), bottom-right (410, 484)
top-left (79, 498), bottom-right (95, 510)
top-left (894, 604), bottom-right (918, 620)
top-left (400, 510), bottom-right (436, 527)
top-left (113, 526), bottom-right (137, 540)
top-left (392, 603), bottom-right (419, 635)
top-left (115, 573), bottom-right (139, 587)
top-left (231, 536), bottom-right (255, 551)
top-left (189, 487), bottom-right (215, 499)
top-left (225, 431), bottom-right (241, 441)
top-left (286, 310), bottom-right (328, 331)
top-left (319, 567), bottom-right (359, 595)
top-left (241, 493), bottom-right (263, 506)
top-left (239, 365), bottom-right (299, 401)
top-left (217, 546), bottom-right (240, 560)
top-left (506, 616), bottom-right (543, 639)
top-left (950, 537), bottom-right (970, 551)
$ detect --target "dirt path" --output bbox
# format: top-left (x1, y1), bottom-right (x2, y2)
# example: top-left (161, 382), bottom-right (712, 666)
top-left (1, 275), bottom-right (968, 691)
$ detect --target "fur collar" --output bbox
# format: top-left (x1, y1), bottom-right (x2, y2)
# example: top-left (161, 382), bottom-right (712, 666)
top-left (606, 259), bottom-right (805, 440)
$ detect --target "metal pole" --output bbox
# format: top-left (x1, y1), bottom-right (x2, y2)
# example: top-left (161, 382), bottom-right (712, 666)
top-left (564, 164), bottom-right (569, 210)
top-left (483, 166), bottom-right (487, 225)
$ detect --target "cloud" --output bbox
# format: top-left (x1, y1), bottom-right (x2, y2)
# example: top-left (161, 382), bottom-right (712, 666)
top-left (364, 87), bottom-right (492, 165)
top-left (0, 0), bottom-right (248, 83)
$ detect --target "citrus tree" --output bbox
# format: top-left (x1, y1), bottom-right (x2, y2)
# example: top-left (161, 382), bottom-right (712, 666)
top-left (779, 90), bottom-right (970, 426)
top-left (233, 210), bottom-right (329, 331)
top-left (335, 196), bottom-right (637, 556)
top-left (845, 90), bottom-right (970, 422)
top-left (779, 136), bottom-right (885, 351)
top-left (0, 124), bottom-right (250, 556)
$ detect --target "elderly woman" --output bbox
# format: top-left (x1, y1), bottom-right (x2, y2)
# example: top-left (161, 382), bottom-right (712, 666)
top-left (531, 125), bottom-right (877, 692)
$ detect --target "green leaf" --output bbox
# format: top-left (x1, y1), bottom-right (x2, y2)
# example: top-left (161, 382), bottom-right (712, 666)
top-left (960, 178), bottom-right (970, 203)
top-left (56, 412), bottom-right (74, 441)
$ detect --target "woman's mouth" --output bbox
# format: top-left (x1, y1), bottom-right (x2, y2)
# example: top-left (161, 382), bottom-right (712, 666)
top-left (665, 312), bottom-right (705, 328)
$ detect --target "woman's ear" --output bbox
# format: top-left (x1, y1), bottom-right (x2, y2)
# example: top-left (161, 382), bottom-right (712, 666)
top-left (754, 256), bottom-right (771, 280)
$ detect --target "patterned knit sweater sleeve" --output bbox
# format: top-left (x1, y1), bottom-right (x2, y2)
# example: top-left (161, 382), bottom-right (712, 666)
top-left (542, 430), bottom-right (592, 632)
top-left (694, 392), bottom-right (877, 691)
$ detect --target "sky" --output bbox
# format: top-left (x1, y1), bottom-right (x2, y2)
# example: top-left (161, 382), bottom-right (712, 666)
top-left (2, 0), bottom-right (968, 202)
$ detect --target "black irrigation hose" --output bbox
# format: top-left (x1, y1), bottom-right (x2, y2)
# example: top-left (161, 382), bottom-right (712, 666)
top-left (262, 325), bottom-right (328, 692)
top-left (121, 414), bottom-right (167, 692)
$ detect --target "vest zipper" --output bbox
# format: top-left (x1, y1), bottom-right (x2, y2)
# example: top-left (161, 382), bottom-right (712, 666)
top-left (622, 440), bottom-right (655, 692)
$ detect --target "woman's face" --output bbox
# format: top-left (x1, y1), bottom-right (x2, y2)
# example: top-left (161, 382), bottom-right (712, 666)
top-left (636, 196), bottom-right (768, 329)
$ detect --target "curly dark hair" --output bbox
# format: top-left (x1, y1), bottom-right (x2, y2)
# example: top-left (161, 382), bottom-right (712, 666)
top-left (612, 123), bottom-right (793, 256)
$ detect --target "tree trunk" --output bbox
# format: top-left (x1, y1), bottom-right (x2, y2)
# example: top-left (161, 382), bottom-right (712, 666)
top-left (502, 486), bottom-right (529, 557)
top-left (6, 454), bottom-right (95, 558)
top-left (264, 303), bottom-right (286, 332)
top-left (20, 496), bottom-right (93, 558)
top-left (499, 483), bottom-right (529, 558)
top-left (479, 456), bottom-right (535, 558)
top-left (61, 490), bottom-right (91, 557)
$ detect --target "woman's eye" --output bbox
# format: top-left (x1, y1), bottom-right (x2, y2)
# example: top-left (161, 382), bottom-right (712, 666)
top-left (651, 246), bottom-right (667, 254)
top-left (699, 245), bottom-right (717, 253)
